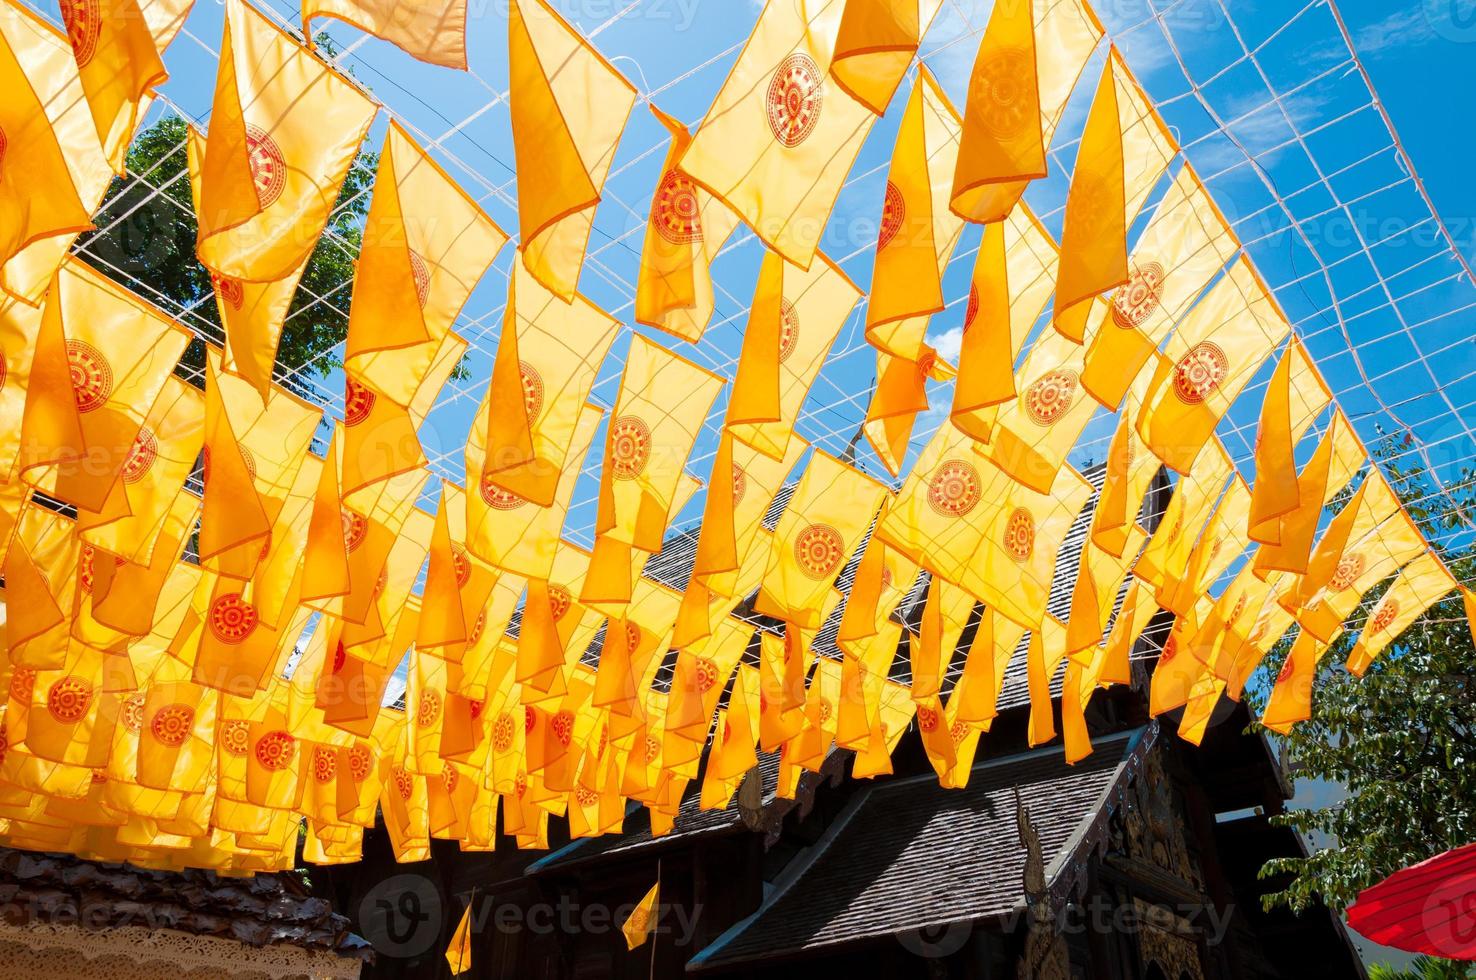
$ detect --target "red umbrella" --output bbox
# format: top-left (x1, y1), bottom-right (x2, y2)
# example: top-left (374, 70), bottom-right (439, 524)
top-left (1346, 842), bottom-right (1476, 960)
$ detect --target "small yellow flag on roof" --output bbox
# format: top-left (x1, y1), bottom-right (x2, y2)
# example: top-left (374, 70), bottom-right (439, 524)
top-left (445, 893), bottom-right (474, 974)
top-left (623, 880), bottom-right (659, 950)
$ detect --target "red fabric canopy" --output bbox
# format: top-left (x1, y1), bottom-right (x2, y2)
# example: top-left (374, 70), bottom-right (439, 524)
top-left (1346, 842), bottom-right (1476, 960)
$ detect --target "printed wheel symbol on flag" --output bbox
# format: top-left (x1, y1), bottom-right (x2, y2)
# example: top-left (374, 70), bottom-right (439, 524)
top-left (766, 52), bottom-right (824, 148)
top-left (551, 710), bottom-right (575, 747)
top-left (1370, 598), bottom-right (1400, 633)
top-left (46, 676), bottom-right (93, 724)
top-left (342, 510), bottom-right (368, 551)
top-left (441, 763), bottom-right (459, 793)
top-left (731, 463), bottom-right (748, 504)
top-left (493, 713), bottom-right (517, 751)
top-left (1024, 369), bottom-right (1079, 426)
top-left (610, 416), bottom-right (652, 480)
top-left (408, 250), bottom-right (431, 307)
top-left (121, 692), bottom-right (147, 734)
top-left (343, 377), bottom-right (377, 426)
top-left (254, 730), bottom-right (296, 771)
top-left (66, 340), bottom-right (113, 413)
top-left (973, 46), bottom-right (1034, 138)
top-left (1004, 507), bottom-right (1035, 563)
top-left (122, 426), bottom-right (159, 484)
top-left (211, 272), bottom-right (245, 311)
top-left (59, 0), bottom-right (101, 68)
top-left (149, 704), bottom-right (195, 747)
top-left (1113, 262), bottom-right (1166, 329)
top-left (694, 657), bottom-right (719, 693)
top-left (348, 744), bottom-right (373, 782)
top-left (392, 764), bottom-right (415, 800)
top-left (916, 705), bottom-right (940, 732)
top-left (481, 474), bottom-right (526, 511)
top-left (1330, 552), bottom-right (1366, 591)
top-left (209, 593), bottom-right (258, 644)
top-left (654, 168), bottom-right (703, 244)
top-left (220, 720), bottom-right (251, 757)
top-left (778, 298), bottom-right (800, 363)
top-left (548, 584), bottom-right (572, 621)
top-left (416, 689), bottom-right (441, 728)
top-left (878, 181), bottom-right (906, 249)
top-left (245, 125), bottom-right (287, 209)
top-left (1172, 341), bottom-right (1230, 405)
top-left (312, 746), bottom-right (338, 783)
top-left (519, 361), bottom-right (545, 420)
top-left (794, 523), bottom-right (845, 579)
top-left (927, 459), bottom-right (982, 518)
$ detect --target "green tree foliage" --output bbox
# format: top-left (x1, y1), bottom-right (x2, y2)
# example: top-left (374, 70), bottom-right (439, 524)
top-left (1368, 957), bottom-right (1475, 980)
top-left (75, 113), bottom-right (375, 395)
top-left (1249, 433), bottom-right (1476, 914)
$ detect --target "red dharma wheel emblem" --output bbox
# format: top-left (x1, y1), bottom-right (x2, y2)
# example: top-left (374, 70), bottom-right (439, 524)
top-left (219, 719), bottom-right (251, 756)
top-left (1329, 552), bottom-right (1365, 592)
top-left (468, 610), bottom-right (486, 646)
top-left (550, 710), bottom-right (575, 747)
top-left (766, 52), bottom-right (823, 148)
top-left (211, 272), bottom-right (244, 311)
top-left (927, 459), bottom-right (982, 518)
top-left (341, 509), bottom-right (368, 551)
top-left (609, 416), bottom-right (652, 480)
top-left (878, 180), bottom-right (906, 250)
top-left (1024, 369), bottom-right (1079, 426)
top-left (209, 593), bottom-right (258, 644)
top-left (1369, 598), bottom-right (1399, 634)
top-left (1277, 656), bottom-right (1295, 683)
top-left (623, 622), bottom-right (642, 653)
top-left (0, 350), bottom-right (7, 389)
top-left (450, 544), bottom-right (472, 588)
top-left (59, 0), bottom-right (100, 68)
top-left (1003, 507), bottom-right (1035, 563)
top-left (643, 735), bottom-right (661, 763)
top-left (916, 706), bottom-right (939, 732)
top-left (1172, 342), bottom-right (1230, 405)
top-left (312, 746), bottom-right (337, 783)
top-left (794, 523), bottom-right (845, 580)
top-left (245, 124), bottom-right (287, 209)
top-left (343, 377), bottom-right (376, 426)
top-left (548, 584), bottom-right (572, 621)
top-left (254, 730), bottom-right (296, 771)
top-left (523, 705), bottom-right (538, 734)
top-left (515, 773), bottom-right (528, 798)
top-left (408, 250), bottom-right (431, 308)
top-left (46, 676), bottom-right (93, 724)
top-left (519, 361), bottom-right (544, 420)
top-left (575, 785), bottom-right (599, 807)
top-left (817, 699), bottom-right (833, 724)
top-left (964, 282), bottom-right (980, 332)
top-left (121, 426), bottom-right (158, 484)
top-left (441, 763), bottom-right (459, 794)
top-left (949, 719), bottom-right (970, 745)
top-left (120, 692), bottom-right (146, 734)
top-left (416, 689), bottom-right (442, 728)
top-left (66, 340), bottom-right (113, 412)
top-left (694, 657), bottom-right (719, 693)
top-left (392, 764), bottom-right (415, 800)
top-left (1229, 595), bottom-right (1248, 626)
top-left (731, 463), bottom-right (748, 505)
top-left (1160, 635), bottom-right (1179, 665)
top-left (778, 298), bottom-right (800, 363)
top-left (1113, 261), bottom-right (1166, 329)
top-left (149, 704), bottom-right (195, 747)
top-left (971, 46), bottom-right (1034, 138)
top-left (492, 713), bottom-right (516, 751)
top-left (348, 743), bottom-right (373, 782)
top-left (481, 474), bottom-right (526, 511)
top-left (653, 168), bottom-right (703, 244)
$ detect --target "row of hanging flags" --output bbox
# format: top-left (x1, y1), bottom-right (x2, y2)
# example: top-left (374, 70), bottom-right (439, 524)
top-left (0, 0), bottom-right (1472, 875)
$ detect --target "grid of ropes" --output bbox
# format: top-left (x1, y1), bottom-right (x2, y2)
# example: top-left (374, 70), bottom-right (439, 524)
top-left (51, 0), bottom-right (1476, 592)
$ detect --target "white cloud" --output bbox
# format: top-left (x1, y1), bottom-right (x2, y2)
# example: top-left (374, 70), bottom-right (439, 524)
top-left (1350, 8), bottom-right (1438, 57)
top-left (928, 324), bottom-right (964, 365)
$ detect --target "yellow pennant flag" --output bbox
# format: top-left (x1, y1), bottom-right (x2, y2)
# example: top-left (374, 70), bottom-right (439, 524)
top-left (0, 3), bottom-right (107, 304)
top-left (678, 0), bottom-right (876, 269)
top-left (623, 880), bottom-right (660, 950)
top-left (585, 337), bottom-right (724, 605)
top-left (865, 68), bottom-right (965, 362)
top-left (636, 105), bottom-right (740, 343)
top-left (1346, 552), bottom-right (1456, 676)
top-left (1295, 505), bottom-right (1427, 644)
top-left (480, 262), bottom-right (617, 506)
top-left (950, 0), bottom-right (1102, 224)
top-left (1463, 588), bottom-right (1476, 652)
top-left (727, 249), bottom-right (861, 459)
top-left (76, 376), bottom-right (203, 567)
top-left (837, 516), bottom-right (918, 652)
top-left (198, 353), bottom-right (271, 564)
top-left (5, 499), bottom-right (77, 668)
top-left (196, 0), bottom-right (376, 284)
top-left (344, 122), bottom-right (506, 406)
top-left (1138, 258), bottom-right (1292, 474)
top-left (862, 345), bottom-right (953, 477)
top-left (1285, 468), bottom-right (1402, 613)
top-left (1053, 48), bottom-right (1176, 343)
top-left (60, 0), bottom-right (190, 171)
top-left (913, 575), bottom-right (976, 699)
top-left (1261, 630), bottom-right (1326, 735)
top-left (951, 201), bottom-right (1058, 440)
top-left (445, 895), bottom-right (475, 973)
top-left (468, 400), bottom-right (602, 581)
top-left (508, 0), bottom-right (635, 299)
top-left (755, 450), bottom-right (890, 630)
top-left (1080, 164), bottom-right (1238, 409)
top-left (1248, 339), bottom-right (1332, 543)
top-left (300, 429), bottom-right (352, 603)
top-left (1135, 441), bottom-right (1233, 596)
top-left (304, 0), bottom-right (468, 70)
top-left (830, 0), bottom-right (944, 114)
top-left (1064, 524), bottom-right (1147, 660)
top-left (1254, 410), bottom-right (1366, 578)
top-left (1157, 477), bottom-right (1251, 617)
top-left (667, 616), bottom-right (754, 745)
top-left (18, 263), bottom-right (191, 513)
top-left (977, 306), bottom-right (1101, 493)
top-left (1089, 358), bottom-right (1162, 557)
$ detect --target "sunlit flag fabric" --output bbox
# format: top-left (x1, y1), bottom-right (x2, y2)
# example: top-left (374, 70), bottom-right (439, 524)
top-left (585, 336), bottom-right (724, 606)
top-left (1090, 359), bottom-right (1162, 558)
top-left (1052, 47), bottom-right (1176, 344)
top-left (862, 344), bottom-right (952, 477)
top-left (726, 249), bottom-right (860, 460)
top-left (1156, 476), bottom-right (1251, 618)
top-left (0, 0), bottom-right (111, 305)
top-left (304, 0), bottom-right (468, 70)
top-left (1254, 409), bottom-right (1366, 578)
top-left (1080, 164), bottom-right (1237, 410)
top-left (1260, 629), bottom-right (1326, 734)
top-left (196, 0), bottom-right (376, 286)
top-left (1138, 258), bottom-right (1292, 474)
top-left (756, 450), bottom-right (889, 631)
top-left (636, 105), bottom-right (739, 343)
top-left (508, 0), bottom-right (635, 300)
top-left (6, 498), bottom-right (78, 669)
top-left (950, 0), bottom-right (1103, 224)
top-left (829, 0), bottom-right (943, 114)
top-left (1346, 551), bottom-right (1456, 676)
top-left (950, 202), bottom-right (1057, 441)
top-left (1284, 468), bottom-right (1403, 615)
top-left (623, 879), bottom-right (660, 950)
top-left (1247, 338), bottom-right (1332, 543)
top-left (1135, 441), bottom-right (1233, 599)
top-left (866, 67), bottom-right (965, 362)
top-left (1294, 504), bottom-right (1427, 645)
top-left (480, 262), bottom-right (617, 506)
top-left (1064, 523), bottom-right (1146, 659)
top-left (17, 261), bottom-right (190, 513)
top-left (679, 0), bottom-right (876, 269)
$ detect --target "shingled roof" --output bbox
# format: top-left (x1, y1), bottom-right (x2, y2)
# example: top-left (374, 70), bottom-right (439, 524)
top-left (687, 728), bottom-right (1151, 971)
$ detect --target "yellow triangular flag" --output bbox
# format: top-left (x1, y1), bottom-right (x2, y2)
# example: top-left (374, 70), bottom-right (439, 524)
top-left (622, 880), bottom-right (659, 950)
